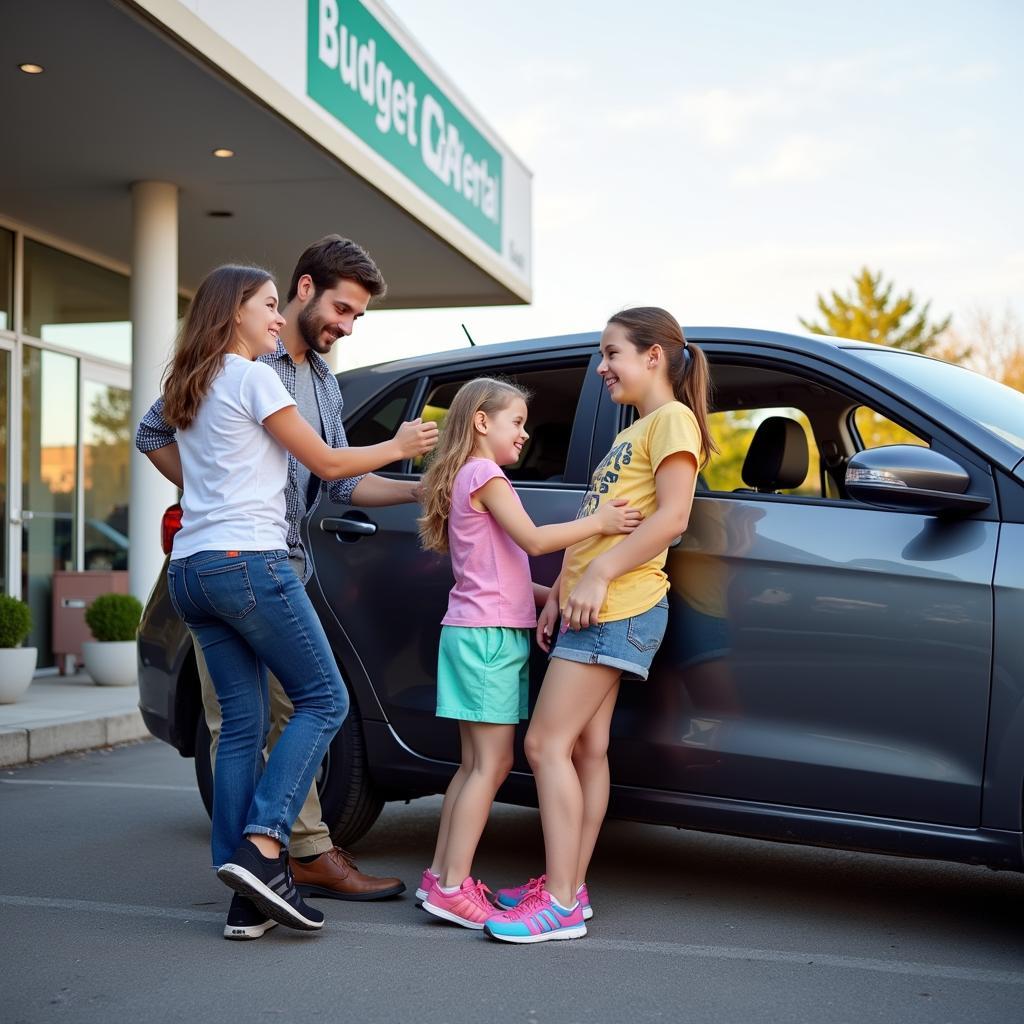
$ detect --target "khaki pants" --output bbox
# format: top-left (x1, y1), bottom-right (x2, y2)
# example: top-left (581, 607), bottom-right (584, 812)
top-left (195, 639), bottom-right (334, 859)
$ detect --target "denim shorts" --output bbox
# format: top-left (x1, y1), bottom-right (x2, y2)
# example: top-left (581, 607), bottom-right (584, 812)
top-left (550, 597), bottom-right (669, 681)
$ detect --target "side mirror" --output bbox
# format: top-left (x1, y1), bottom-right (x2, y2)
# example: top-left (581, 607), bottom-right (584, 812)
top-left (846, 445), bottom-right (990, 516)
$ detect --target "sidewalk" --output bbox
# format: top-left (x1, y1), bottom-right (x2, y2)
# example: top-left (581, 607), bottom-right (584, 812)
top-left (0, 673), bottom-right (148, 768)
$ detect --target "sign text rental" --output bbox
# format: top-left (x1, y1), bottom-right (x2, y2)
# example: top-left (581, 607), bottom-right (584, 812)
top-left (309, 0), bottom-right (503, 252)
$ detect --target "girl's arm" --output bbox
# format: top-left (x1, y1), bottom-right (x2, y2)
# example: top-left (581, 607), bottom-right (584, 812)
top-left (262, 407), bottom-right (437, 480)
top-left (562, 453), bottom-right (698, 631)
top-left (475, 478), bottom-right (641, 557)
top-left (536, 573), bottom-right (561, 652)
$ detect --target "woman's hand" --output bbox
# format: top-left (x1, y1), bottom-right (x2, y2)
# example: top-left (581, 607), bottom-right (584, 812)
top-left (593, 498), bottom-right (643, 536)
top-left (562, 567), bottom-right (610, 632)
top-left (536, 595), bottom-right (560, 653)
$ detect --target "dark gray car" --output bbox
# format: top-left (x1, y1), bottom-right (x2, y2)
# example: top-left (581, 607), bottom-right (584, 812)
top-left (137, 327), bottom-right (1024, 872)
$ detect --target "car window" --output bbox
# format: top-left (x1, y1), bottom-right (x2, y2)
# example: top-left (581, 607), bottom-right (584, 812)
top-left (345, 378), bottom-right (418, 474)
top-left (413, 363), bottom-right (588, 480)
top-left (704, 407), bottom-right (822, 496)
top-left (852, 407), bottom-right (928, 450)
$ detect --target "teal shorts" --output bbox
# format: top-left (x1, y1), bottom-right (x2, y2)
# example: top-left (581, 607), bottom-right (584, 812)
top-left (436, 625), bottom-right (531, 724)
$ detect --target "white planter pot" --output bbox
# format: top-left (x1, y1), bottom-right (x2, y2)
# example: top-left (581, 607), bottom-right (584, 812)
top-left (82, 640), bottom-right (138, 687)
top-left (0, 647), bottom-right (38, 704)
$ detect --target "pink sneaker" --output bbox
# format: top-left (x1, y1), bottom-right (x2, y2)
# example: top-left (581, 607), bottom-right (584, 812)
top-left (422, 877), bottom-right (496, 930)
top-left (415, 868), bottom-right (439, 902)
top-left (485, 887), bottom-right (587, 943)
top-left (497, 875), bottom-right (593, 921)
top-left (495, 874), bottom-right (546, 910)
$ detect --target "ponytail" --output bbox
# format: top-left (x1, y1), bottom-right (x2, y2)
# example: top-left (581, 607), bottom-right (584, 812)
top-left (607, 307), bottom-right (718, 466)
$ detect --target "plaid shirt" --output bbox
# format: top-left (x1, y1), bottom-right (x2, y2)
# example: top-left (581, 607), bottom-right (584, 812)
top-left (135, 341), bottom-right (364, 573)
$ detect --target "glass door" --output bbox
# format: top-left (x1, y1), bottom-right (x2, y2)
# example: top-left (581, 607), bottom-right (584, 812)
top-left (81, 364), bottom-right (131, 571)
top-left (21, 348), bottom-right (78, 663)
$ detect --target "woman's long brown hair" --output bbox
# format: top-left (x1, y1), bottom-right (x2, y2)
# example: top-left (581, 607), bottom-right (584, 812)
top-left (161, 264), bottom-right (274, 429)
top-left (417, 377), bottom-right (530, 554)
top-left (607, 306), bottom-right (718, 465)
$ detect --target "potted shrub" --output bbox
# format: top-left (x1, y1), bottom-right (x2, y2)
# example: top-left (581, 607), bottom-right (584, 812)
top-left (83, 593), bottom-right (143, 687)
top-left (0, 596), bottom-right (36, 703)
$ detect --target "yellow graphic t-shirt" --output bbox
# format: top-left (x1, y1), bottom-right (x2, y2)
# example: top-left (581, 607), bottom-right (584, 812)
top-left (561, 401), bottom-right (701, 622)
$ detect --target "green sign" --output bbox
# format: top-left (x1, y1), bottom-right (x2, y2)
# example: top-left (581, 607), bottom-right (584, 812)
top-left (308, 0), bottom-right (503, 252)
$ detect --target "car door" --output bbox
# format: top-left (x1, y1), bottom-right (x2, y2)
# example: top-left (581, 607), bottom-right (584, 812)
top-left (305, 351), bottom-right (601, 764)
top-left (607, 347), bottom-right (998, 827)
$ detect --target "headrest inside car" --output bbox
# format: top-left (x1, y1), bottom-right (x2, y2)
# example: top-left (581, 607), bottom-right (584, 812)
top-left (741, 416), bottom-right (809, 492)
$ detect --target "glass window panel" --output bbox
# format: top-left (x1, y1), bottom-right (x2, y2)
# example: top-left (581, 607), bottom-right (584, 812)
top-left (0, 351), bottom-right (8, 582)
top-left (22, 348), bottom-right (78, 664)
top-left (24, 239), bottom-right (131, 364)
top-left (0, 228), bottom-right (12, 331)
top-left (705, 407), bottom-right (821, 496)
top-left (83, 381), bottom-right (130, 570)
top-left (852, 407), bottom-right (928, 450)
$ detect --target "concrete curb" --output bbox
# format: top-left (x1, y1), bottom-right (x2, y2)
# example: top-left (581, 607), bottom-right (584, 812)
top-left (0, 709), bottom-right (149, 768)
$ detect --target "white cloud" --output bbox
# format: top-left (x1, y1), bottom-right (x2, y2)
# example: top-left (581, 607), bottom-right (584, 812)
top-left (731, 134), bottom-right (853, 186)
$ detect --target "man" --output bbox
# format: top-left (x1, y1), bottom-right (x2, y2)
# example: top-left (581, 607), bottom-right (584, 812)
top-left (136, 236), bottom-right (414, 937)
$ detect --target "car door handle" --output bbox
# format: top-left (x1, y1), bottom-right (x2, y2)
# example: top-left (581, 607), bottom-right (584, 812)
top-left (320, 514), bottom-right (378, 538)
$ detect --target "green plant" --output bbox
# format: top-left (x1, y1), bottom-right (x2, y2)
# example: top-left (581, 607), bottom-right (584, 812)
top-left (85, 593), bottom-right (143, 643)
top-left (0, 595), bottom-right (32, 649)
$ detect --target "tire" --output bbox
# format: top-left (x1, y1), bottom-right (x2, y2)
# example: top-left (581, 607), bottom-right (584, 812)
top-left (320, 704), bottom-right (385, 848)
top-left (191, 694), bottom-right (385, 848)
top-left (194, 711), bottom-right (214, 818)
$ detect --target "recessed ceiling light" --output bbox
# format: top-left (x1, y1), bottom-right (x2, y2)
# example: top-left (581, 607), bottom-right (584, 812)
top-left (18, 63), bottom-right (44, 75)
top-left (212, 148), bottom-right (234, 158)
top-left (206, 210), bottom-right (233, 218)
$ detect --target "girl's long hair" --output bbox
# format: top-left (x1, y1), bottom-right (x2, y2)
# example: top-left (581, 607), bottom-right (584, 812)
top-left (607, 306), bottom-right (717, 465)
top-left (417, 377), bottom-right (530, 554)
top-left (162, 264), bottom-right (275, 429)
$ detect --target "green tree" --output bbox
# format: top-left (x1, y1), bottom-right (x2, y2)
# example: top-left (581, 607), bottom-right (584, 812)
top-left (800, 267), bottom-right (951, 354)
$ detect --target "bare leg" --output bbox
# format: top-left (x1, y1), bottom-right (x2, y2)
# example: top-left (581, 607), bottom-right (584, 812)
top-left (572, 680), bottom-right (619, 890)
top-left (429, 721), bottom-right (475, 876)
top-left (440, 722), bottom-right (515, 888)
top-left (524, 660), bottom-right (621, 909)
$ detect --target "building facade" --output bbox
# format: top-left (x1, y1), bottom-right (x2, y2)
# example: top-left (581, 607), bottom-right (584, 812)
top-left (1, 0), bottom-right (531, 666)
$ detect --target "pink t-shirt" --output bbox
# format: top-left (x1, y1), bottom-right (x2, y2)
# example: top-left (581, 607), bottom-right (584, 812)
top-left (441, 458), bottom-right (537, 628)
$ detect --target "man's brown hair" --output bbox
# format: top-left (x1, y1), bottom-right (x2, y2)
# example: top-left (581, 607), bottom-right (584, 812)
top-left (287, 234), bottom-right (387, 302)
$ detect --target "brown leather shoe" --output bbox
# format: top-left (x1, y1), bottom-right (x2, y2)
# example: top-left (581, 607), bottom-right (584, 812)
top-left (289, 847), bottom-right (406, 901)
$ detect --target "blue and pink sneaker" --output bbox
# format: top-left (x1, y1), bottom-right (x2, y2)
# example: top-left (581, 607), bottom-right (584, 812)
top-left (496, 875), bottom-right (593, 920)
top-left (485, 886), bottom-right (587, 943)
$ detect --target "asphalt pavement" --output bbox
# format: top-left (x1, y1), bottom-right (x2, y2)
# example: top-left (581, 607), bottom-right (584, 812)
top-left (1, 740), bottom-right (1022, 1024)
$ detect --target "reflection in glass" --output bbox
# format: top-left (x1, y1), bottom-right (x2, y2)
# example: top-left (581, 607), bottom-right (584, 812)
top-left (83, 381), bottom-right (130, 570)
top-left (0, 228), bottom-right (12, 331)
top-left (22, 348), bottom-right (78, 664)
top-left (0, 351), bottom-right (8, 583)
top-left (23, 239), bottom-right (131, 364)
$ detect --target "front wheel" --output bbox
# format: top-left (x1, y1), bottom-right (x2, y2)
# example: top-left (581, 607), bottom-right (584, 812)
top-left (191, 696), bottom-right (385, 847)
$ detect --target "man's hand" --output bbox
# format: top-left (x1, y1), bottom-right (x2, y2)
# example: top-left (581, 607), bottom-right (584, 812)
top-left (394, 418), bottom-right (439, 459)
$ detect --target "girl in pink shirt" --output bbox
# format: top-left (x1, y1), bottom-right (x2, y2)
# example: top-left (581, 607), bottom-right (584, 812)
top-left (414, 377), bottom-right (642, 929)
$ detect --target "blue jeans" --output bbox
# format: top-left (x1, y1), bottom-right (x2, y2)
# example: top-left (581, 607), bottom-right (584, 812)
top-left (167, 550), bottom-right (348, 868)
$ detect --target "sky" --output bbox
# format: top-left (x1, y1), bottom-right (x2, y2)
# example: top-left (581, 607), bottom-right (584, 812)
top-left (339, 0), bottom-right (1023, 371)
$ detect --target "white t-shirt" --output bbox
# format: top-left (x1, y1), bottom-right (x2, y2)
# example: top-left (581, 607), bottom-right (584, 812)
top-left (171, 354), bottom-right (297, 559)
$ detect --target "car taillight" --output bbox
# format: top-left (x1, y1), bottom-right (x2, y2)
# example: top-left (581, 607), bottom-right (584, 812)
top-left (161, 503), bottom-right (183, 555)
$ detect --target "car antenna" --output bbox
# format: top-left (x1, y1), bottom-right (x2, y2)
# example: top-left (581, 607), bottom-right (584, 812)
top-left (461, 323), bottom-right (477, 347)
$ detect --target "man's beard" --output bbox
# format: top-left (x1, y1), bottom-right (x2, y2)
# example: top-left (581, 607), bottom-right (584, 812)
top-left (297, 300), bottom-right (338, 355)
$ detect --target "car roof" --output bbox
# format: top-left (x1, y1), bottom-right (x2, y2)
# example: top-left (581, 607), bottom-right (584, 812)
top-left (344, 326), bottom-right (875, 380)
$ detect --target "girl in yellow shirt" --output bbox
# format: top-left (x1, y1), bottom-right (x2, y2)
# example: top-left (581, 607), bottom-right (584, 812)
top-left (486, 307), bottom-right (716, 943)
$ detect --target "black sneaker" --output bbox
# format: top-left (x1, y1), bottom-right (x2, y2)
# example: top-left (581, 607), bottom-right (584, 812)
top-left (217, 840), bottom-right (325, 931)
top-left (223, 893), bottom-right (278, 941)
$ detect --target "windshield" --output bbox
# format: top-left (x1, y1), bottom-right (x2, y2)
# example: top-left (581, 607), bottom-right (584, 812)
top-left (853, 349), bottom-right (1024, 454)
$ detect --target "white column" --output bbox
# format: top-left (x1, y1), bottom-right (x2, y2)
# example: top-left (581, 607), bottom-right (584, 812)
top-left (129, 181), bottom-right (179, 603)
